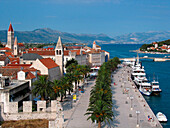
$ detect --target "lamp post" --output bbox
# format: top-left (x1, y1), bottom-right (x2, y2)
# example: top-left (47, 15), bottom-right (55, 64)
top-left (136, 111), bottom-right (140, 127)
top-left (130, 96), bottom-right (134, 110)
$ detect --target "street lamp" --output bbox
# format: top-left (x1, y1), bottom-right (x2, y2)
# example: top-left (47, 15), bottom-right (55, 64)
top-left (136, 111), bottom-right (140, 127)
top-left (130, 96), bottom-right (134, 110)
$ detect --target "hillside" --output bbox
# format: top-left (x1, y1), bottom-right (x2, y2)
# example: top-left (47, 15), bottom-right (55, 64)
top-left (113, 31), bottom-right (170, 44)
top-left (0, 28), bottom-right (170, 44)
top-left (0, 28), bottom-right (114, 44)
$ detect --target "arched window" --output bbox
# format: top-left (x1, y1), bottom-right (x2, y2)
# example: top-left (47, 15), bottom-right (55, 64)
top-left (59, 50), bottom-right (61, 55)
top-left (56, 50), bottom-right (58, 55)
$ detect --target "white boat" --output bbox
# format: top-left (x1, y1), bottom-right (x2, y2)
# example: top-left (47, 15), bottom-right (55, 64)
top-left (156, 112), bottom-right (168, 122)
top-left (137, 79), bottom-right (152, 96)
top-left (151, 80), bottom-right (162, 95)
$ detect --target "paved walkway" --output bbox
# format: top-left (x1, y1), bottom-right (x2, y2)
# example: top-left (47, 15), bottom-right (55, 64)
top-left (108, 65), bottom-right (162, 128)
top-left (62, 79), bottom-right (97, 128)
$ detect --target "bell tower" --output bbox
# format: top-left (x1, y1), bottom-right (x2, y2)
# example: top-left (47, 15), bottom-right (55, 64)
top-left (6, 22), bottom-right (14, 49)
top-left (55, 36), bottom-right (64, 77)
top-left (14, 37), bottom-right (18, 56)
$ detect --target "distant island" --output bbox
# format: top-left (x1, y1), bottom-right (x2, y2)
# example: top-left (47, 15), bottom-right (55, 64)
top-left (139, 39), bottom-right (170, 54)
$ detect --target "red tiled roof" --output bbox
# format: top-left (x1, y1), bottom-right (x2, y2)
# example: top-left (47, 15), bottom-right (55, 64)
top-left (4, 64), bottom-right (31, 69)
top-left (0, 56), bottom-right (8, 61)
top-left (8, 23), bottom-right (13, 32)
top-left (64, 50), bottom-right (86, 56)
top-left (25, 72), bottom-right (36, 79)
top-left (64, 51), bottom-right (69, 56)
top-left (152, 42), bottom-right (157, 44)
top-left (5, 52), bottom-right (14, 57)
top-left (28, 50), bottom-right (55, 56)
top-left (18, 43), bottom-right (25, 47)
top-left (39, 58), bottom-right (59, 69)
top-left (96, 45), bottom-right (101, 48)
top-left (0, 47), bottom-right (12, 51)
top-left (9, 58), bottom-right (20, 64)
top-left (161, 46), bottom-right (167, 50)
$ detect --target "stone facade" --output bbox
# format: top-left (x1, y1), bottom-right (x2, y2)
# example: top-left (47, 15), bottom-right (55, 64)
top-left (0, 100), bottom-right (64, 128)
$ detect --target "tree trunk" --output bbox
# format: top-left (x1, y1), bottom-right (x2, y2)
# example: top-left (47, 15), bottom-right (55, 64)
top-left (60, 95), bottom-right (63, 102)
top-left (65, 90), bottom-right (67, 98)
top-left (98, 121), bottom-right (101, 128)
top-left (69, 89), bottom-right (71, 95)
top-left (75, 81), bottom-right (77, 90)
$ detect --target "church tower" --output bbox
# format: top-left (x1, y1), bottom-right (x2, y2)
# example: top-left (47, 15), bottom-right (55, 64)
top-left (14, 37), bottom-right (18, 56)
top-left (93, 41), bottom-right (96, 50)
top-left (55, 36), bottom-right (64, 77)
top-left (6, 23), bottom-right (14, 49)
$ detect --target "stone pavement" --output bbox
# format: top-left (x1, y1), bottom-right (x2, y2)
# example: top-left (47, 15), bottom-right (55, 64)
top-left (62, 79), bottom-right (97, 128)
top-left (108, 65), bottom-right (162, 128)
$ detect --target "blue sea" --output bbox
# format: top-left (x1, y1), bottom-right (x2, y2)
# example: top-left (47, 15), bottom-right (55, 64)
top-left (101, 44), bottom-right (170, 128)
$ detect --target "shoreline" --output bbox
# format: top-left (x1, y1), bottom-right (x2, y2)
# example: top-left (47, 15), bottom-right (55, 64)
top-left (130, 50), bottom-right (170, 55)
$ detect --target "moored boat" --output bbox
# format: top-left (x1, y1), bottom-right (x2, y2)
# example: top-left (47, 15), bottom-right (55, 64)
top-left (151, 80), bottom-right (162, 95)
top-left (156, 112), bottom-right (168, 122)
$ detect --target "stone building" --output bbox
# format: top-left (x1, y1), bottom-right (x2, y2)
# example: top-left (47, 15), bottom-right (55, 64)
top-left (0, 56), bottom-right (10, 66)
top-left (20, 53), bottom-right (43, 64)
top-left (30, 58), bottom-right (61, 81)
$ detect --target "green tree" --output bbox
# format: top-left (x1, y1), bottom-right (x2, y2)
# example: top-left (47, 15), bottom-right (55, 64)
top-left (85, 57), bottom-right (120, 128)
top-left (53, 79), bottom-right (65, 102)
top-left (32, 76), bottom-right (53, 100)
top-left (65, 58), bottom-right (78, 69)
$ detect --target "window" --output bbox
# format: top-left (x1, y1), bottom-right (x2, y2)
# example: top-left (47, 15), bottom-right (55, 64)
top-left (66, 58), bottom-right (68, 61)
top-left (59, 50), bottom-right (61, 55)
top-left (30, 62), bottom-right (33, 64)
top-left (56, 50), bottom-right (58, 55)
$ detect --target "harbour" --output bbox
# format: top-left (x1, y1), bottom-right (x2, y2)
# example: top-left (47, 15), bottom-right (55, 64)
top-left (101, 44), bottom-right (170, 128)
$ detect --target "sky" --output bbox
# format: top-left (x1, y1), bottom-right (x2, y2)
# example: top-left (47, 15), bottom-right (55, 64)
top-left (0, 0), bottom-right (170, 37)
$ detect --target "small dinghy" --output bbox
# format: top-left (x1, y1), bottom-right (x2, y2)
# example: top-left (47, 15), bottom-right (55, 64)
top-left (156, 112), bottom-right (168, 122)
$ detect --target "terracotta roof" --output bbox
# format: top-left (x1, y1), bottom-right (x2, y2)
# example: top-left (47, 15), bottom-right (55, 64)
top-left (5, 52), bottom-right (14, 57)
top-left (28, 50), bottom-right (55, 56)
top-left (0, 47), bottom-right (12, 51)
top-left (4, 64), bottom-right (31, 69)
top-left (29, 67), bottom-right (37, 72)
top-left (153, 42), bottom-right (157, 44)
top-left (0, 56), bottom-right (8, 61)
top-left (39, 58), bottom-right (59, 69)
top-left (9, 57), bottom-right (20, 64)
top-left (18, 43), bottom-right (25, 47)
top-left (8, 23), bottom-right (13, 32)
top-left (96, 45), bottom-right (101, 48)
top-left (64, 51), bottom-right (69, 56)
top-left (0, 68), bottom-right (18, 76)
top-left (93, 41), bottom-right (96, 44)
top-left (161, 46), bottom-right (167, 50)
top-left (25, 72), bottom-right (36, 79)
top-left (64, 50), bottom-right (86, 56)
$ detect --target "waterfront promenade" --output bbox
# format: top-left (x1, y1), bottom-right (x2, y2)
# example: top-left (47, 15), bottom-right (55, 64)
top-left (62, 65), bottom-right (162, 128)
top-left (110, 65), bottom-right (162, 128)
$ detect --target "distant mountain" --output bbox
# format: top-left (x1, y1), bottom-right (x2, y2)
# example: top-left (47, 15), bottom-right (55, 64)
top-left (113, 31), bottom-right (170, 44)
top-left (0, 28), bottom-right (114, 44)
top-left (0, 28), bottom-right (169, 44)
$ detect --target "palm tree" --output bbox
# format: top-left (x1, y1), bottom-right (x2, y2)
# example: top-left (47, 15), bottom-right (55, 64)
top-left (65, 73), bottom-right (74, 95)
top-left (32, 76), bottom-right (53, 100)
top-left (52, 79), bottom-right (65, 102)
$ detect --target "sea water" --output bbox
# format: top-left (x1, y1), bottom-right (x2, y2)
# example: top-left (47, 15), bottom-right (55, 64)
top-left (101, 44), bottom-right (170, 128)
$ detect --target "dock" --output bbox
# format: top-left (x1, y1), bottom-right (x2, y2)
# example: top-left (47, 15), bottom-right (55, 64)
top-left (120, 57), bottom-right (170, 62)
top-left (110, 65), bottom-right (162, 128)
